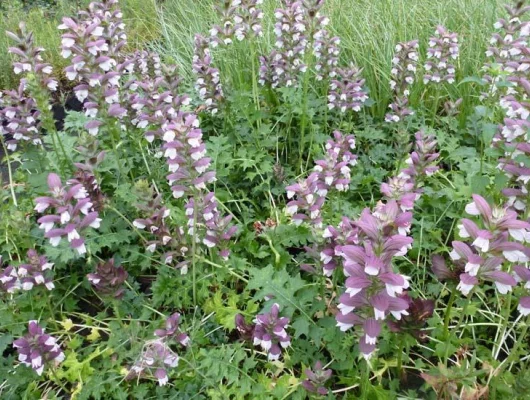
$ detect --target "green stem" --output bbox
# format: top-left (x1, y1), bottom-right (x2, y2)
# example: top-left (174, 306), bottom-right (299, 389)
top-left (112, 300), bottom-right (126, 329)
top-left (456, 291), bottom-right (473, 329)
top-left (107, 205), bottom-right (148, 243)
top-left (138, 140), bottom-right (160, 194)
top-left (46, 293), bottom-right (58, 329)
top-left (495, 316), bottom-right (530, 376)
top-left (1, 139), bottom-right (18, 207)
top-left (444, 289), bottom-right (473, 366)
top-left (198, 257), bottom-right (248, 283)
top-left (48, 130), bottom-right (63, 174)
top-left (192, 192), bottom-right (198, 306)
top-left (360, 359), bottom-right (370, 400)
top-left (52, 130), bottom-right (70, 172)
top-left (298, 69), bottom-right (311, 173)
top-left (432, 87), bottom-right (440, 123)
top-left (396, 335), bottom-right (405, 380)
top-left (443, 286), bottom-right (458, 340)
top-left (250, 41), bottom-right (261, 128)
top-left (493, 293), bottom-right (513, 360)
top-left (51, 368), bottom-right (69, 395)
top-left (263, 234), bottom-right (281, 266)
top-left (323, 81), bottom-right (329, 134)
top-left (109, 123), bottom-right (126, 179)
top-left (320, 273), bottom-right (326, 304)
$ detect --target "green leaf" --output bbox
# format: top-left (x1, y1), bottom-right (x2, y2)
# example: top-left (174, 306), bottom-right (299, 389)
top-left (246, 265), bottom-right (317, 324)
top-left (458, 76), bottom-right (487, 86)
top-left (470, 174), bottom-right (490, 195)
top-left (291, 316), bottom-right (310, 338)
top-left (482, 123), bottom-right (498, 144)
top-left (58, 351), bottom-right (95, 382)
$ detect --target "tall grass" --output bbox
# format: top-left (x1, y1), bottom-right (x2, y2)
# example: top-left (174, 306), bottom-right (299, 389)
top-left (154, 0), bottom-right (502, 119)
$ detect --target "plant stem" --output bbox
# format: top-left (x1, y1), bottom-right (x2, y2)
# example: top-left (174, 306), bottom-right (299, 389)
top-left (443, 285), bottom-right (458, 340)
top-left (432, 87), bottom-right (440, 123)
top-left (250, 41), bottom-right (261, 128)
top-left (493, 293), bottom-right (513, 360)
top-left (298, 34), bottom-right (315, 174)
top-left (396, 335), bottom-right (405, 380)
top-left (444, 286), bottom-right (471, 367)
top-left (52, 130), bottom-right (70, 173)
top-left (51, 368), bottom-right (69, 394)
top-left (46, 293), bottom-right (58, 329)
top-left (1, 138), bottom-right (18, 207)
top-left (495, 316), bottom-right (530, 376)
top-left (320, 273), bottom-right (326, 304)
top-left (360, 359), bottom-right (370, 400)
top-left (109, 123), bottom-right (126, 180)
top-left (138, 140), bottom-right (160, 194)
top-left (107, 205), bottom-right (148, 243)
top-left (298, 69), bottom-right (311, 173)
top-left (263, 234), bottom-right (281, 266)
top-left (192, 192), bottom-right (198, 305)
top-left (112, 300), bottom-right (126, 329)
top-left (198, 257), bottom-right (248, 283)
top-left (323, 82), bottom-right (329, 134)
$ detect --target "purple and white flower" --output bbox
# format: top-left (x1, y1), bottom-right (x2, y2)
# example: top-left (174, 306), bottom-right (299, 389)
top-left (13, 321), bottom-right (64, 376)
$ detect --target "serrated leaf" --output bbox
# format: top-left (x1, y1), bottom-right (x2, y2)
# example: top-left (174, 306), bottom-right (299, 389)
top-left (246, 265), bottom-right (316, 325)
top-left (291, 317), bottom-right (310, 338)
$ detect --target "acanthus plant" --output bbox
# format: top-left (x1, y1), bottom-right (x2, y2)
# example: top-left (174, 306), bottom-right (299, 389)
top-left (35, 173), bottom-right (101, 255)
top-left (482, 0), bottom-right (530, 100)
top-left (385, 40), bottom-right (419, 123)
top-left (302, 132), bottom-right (438, 278)
top-left (423, 26), bottom-right (459, 85)
top-left (0, 250), bottom-right (55, 294)
top-left (235, 303), bottom-right (291, 361)
top-left (434, 194), bottom-right (530, 312)
top-left (57, 0), bottom-right (237, 263)
top-left (328, 65), bottom-right (370, 113)
top-left (301, 360), bottom-right (332, 395)
top-left (487, 2), bottom-right (530, 213)
top-left (259, 0), bottom-right (348, 88)
top-left (3, 24), bottom-right (58, 140)
top-left (286, 130), bottom-right (437, 358)
top-left (192, 34), bottom-right (224, 115)
top-left (195, 0), bottom-right (263, 113)
top-left (210, 0), bottom-right (264, 45)
top-left (6, 24), bottom-right (58, 92)
top-left (259, 0), bottom-right (308, 88)
top-left (13, 321), bottom-right (65, 376)
top-left (132, 102), bottom-right (237, 266)
top-left (210, 1), bottom-right (240, 46)
top-left (293, 132), bottom-right (438, 359)
top-left (333, 132), bottom-right (439, 359)
top-left (159, 110), bottom-right (237, 261)
top-left (0, 23), bottom-right (59, 152)
top-left (286, 130), bottom-right (357, 229)
top-left (0, 83), bottom-right (42, 151)
top-left (59, 0), bottom-right (129, 136)
top-left (87, 258), bottom-right (128, 299)
top-left (313, 31), bottom-right (340, 81)
top-left (133, 188), bottom-right (191, 274)
top-left (127, 313), bottom-right (189, 386)
top-left (387, 294), bottom-right (435, 341)
top-left (236, 0), bottom-right (265, 41)
top-left (71, 138), bottom-right (106, 212)
top-left (126, 53), bottom-right (191, 143)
